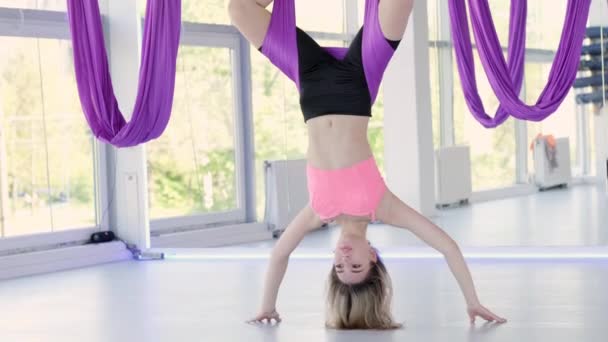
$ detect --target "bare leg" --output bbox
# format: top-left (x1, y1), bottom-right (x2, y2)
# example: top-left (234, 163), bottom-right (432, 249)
top-left (228, 0), bottom-right (273, 49)
top-left (378, 0), bottom-right (414, 41)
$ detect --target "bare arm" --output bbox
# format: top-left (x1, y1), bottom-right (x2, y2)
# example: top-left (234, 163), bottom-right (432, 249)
top-left (376, 191), bottom-right (506, 322)
top-left (255, 0), bottom-right (273, 8)
top-left (378, 0), bottom-right (414, 40)
top-left (380, 192), bottom-right (480, 306)
top-left (257, 204), bottom-right (324, 314)
top-left (228, 0), bottom-right (272, 48)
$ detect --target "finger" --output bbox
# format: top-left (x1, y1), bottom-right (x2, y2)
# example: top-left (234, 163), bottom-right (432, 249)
top-left (479, 308), bottom-right (496, 321)
top-left (483, 309), bottom-right (505, 322)
top-left (481, 313), bottom-right (495, 322)
top-left (492, 314), bottom-right (507, 323)
top-left (473, 311), bottom-right (491, 322)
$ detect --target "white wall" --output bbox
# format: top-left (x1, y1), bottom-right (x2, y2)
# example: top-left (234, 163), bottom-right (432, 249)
top-left (101, 0), bottom-right (150, 249)
top-left (383, 0), bottom-right (437, 217)
top-left (588, 0), bottom-right (608, 189)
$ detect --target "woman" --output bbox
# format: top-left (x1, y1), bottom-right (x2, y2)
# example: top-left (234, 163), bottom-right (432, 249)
top-left (228, 0), bottom-right (507, 329)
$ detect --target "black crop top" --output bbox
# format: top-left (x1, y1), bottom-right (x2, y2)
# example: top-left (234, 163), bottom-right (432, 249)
top-left (259, 27), bottom-right (400, 122)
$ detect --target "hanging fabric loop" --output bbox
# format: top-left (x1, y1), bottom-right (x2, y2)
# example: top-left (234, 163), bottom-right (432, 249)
top-left (449, 0), bottom-right (591, 127)
top-left (448, 0), bottom-right (527, 128)
top-left (66, 0), bottom-right (181, 147)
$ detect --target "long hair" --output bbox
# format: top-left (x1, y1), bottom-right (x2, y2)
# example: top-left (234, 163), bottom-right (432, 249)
top-left (325, 252), bottom-right (402, 330)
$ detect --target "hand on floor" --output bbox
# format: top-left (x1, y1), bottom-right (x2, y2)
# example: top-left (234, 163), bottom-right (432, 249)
top-left (246, 309), bottom-right (282, 325)
top-left (467, 303), bottom-right (507, 324)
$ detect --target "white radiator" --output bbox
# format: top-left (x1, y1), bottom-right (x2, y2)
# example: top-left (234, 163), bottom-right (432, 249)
top-left (435, 145), bottom-right (472, 206)
top-left (533, 137), bottom-right (572, 189)
top-left (263, 159), bottom-right (311, 236)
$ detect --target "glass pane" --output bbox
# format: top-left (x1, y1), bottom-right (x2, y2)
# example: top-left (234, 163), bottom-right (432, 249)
top-left (486, 0), bottom-right (512, 45)
top-left (0, 0), bottom-right (65, 10)
top-left (526, 1), bottom-right (569, 50)
top-left (251, 46), bottom-right (307, 220)
top-left (525, 63), bottom-right (578, 177)
top-left (147, 46), bottom-right (237, 219)
top-left (368, 83), bottom-right (385, 176)
top-left (453, 51), bottom-right (516, 191)
top-left (295, 0), bottom-right (344, 33)
top-left (173, 0), bottom-right (345, 29)
top-left (0, 37), bottom-right (96, 238)
top-left (470, 1), bottom-right (568, 50)
top-left (181, 0), bottom-right (230, 24)
top-left (427, 0), bottom-right (439, 41)
top-left (429, 46), bottom-right (441, 148)
top-left (358, 0), bottom-right (364, 26)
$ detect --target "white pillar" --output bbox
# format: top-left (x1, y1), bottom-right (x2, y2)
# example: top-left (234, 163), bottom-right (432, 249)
top-left (100, 0), bottom-right (150, 248)
top-left (383, 0), bottom-right (436, 216)
top-left (588, 0), bottom-right (608, 190)
top-left (596, 107), bottom-right (608, 189)
top-left (0, 103), bottom-right (8, 237)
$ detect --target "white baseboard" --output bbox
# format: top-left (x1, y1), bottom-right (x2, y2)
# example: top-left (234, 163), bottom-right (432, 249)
top-left (0, 241), bottom-right (132, 281)
top-left (150, 246), bottom-right (608, 260)
top-left (150, 222), bottom-right (272, 248)
top-left (0, 227), bottom-right (98, 255)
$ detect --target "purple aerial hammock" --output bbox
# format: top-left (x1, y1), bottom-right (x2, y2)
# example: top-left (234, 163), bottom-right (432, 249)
top-left (66, 0), bottom-right (181, 147)
top-left (448, 0), bottom-right (591, 128)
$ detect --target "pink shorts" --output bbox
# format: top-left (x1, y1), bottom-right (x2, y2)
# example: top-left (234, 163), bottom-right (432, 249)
top-left (306, 157), bottom-right (387, 223)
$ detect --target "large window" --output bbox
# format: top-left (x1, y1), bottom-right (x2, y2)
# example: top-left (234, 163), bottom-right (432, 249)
top-left (453, 52), bottom-right (517, 190)
top-left (0, 0), bottom-right (65, 11)
top-left (525, 62), bottom-right (578, 176)
top-left (146, 46), bottom-right (239, 220)
top-left (297, 0), bottom-right (345, 33)
top-left (140, 0), bottom-right (249, 228)
top-left (428, 0), bottom-right (592, 192)
top-left (251, 49), bottom-right (306, 219)
top-left (0, 36), bottom-right (97, 238)
top-left (181, 0), bottom-right (230, 24)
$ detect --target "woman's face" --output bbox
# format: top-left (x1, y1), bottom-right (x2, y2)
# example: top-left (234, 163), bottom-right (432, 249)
top-left (333, 235), bottom-right (377, 284)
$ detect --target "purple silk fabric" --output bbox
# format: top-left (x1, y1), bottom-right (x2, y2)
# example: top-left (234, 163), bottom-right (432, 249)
top-left (260, 0), bottom-right (395, 104)
top-left (449, 0), bottom-right (591, 128)
top-left (448, 0), bottom-right (526, 128)
top-left (66, 0), bottom-right (181, 147)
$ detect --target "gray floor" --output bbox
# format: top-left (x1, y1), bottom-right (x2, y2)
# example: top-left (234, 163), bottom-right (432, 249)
top-left (1, 258), bottom-right (608, 341)
top-left (0, 184), bottom-right (607, 341)
top-left (243, 184), bottom-right (608, 248)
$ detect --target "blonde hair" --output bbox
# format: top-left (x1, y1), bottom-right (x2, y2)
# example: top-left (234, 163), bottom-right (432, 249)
top-left (325, 254), bottom-right (402, 330)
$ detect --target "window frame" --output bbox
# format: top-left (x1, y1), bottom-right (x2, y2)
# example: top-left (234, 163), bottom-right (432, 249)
top-left (428, 0), bottom-right (594, 193)
top-left (0, 1), bottom-right (358, 251)
top-left (146, 22), bottom-right (251, 233)
top-left (0, 7), bottom-right (107, 251)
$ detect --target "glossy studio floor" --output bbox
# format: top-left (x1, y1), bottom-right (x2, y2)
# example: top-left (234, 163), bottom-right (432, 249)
top-left (1, 184), bottom-right (607, 342)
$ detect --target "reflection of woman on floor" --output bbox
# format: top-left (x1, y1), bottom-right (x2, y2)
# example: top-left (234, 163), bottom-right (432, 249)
top-left (229, 0), bottom-right (506, 329)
